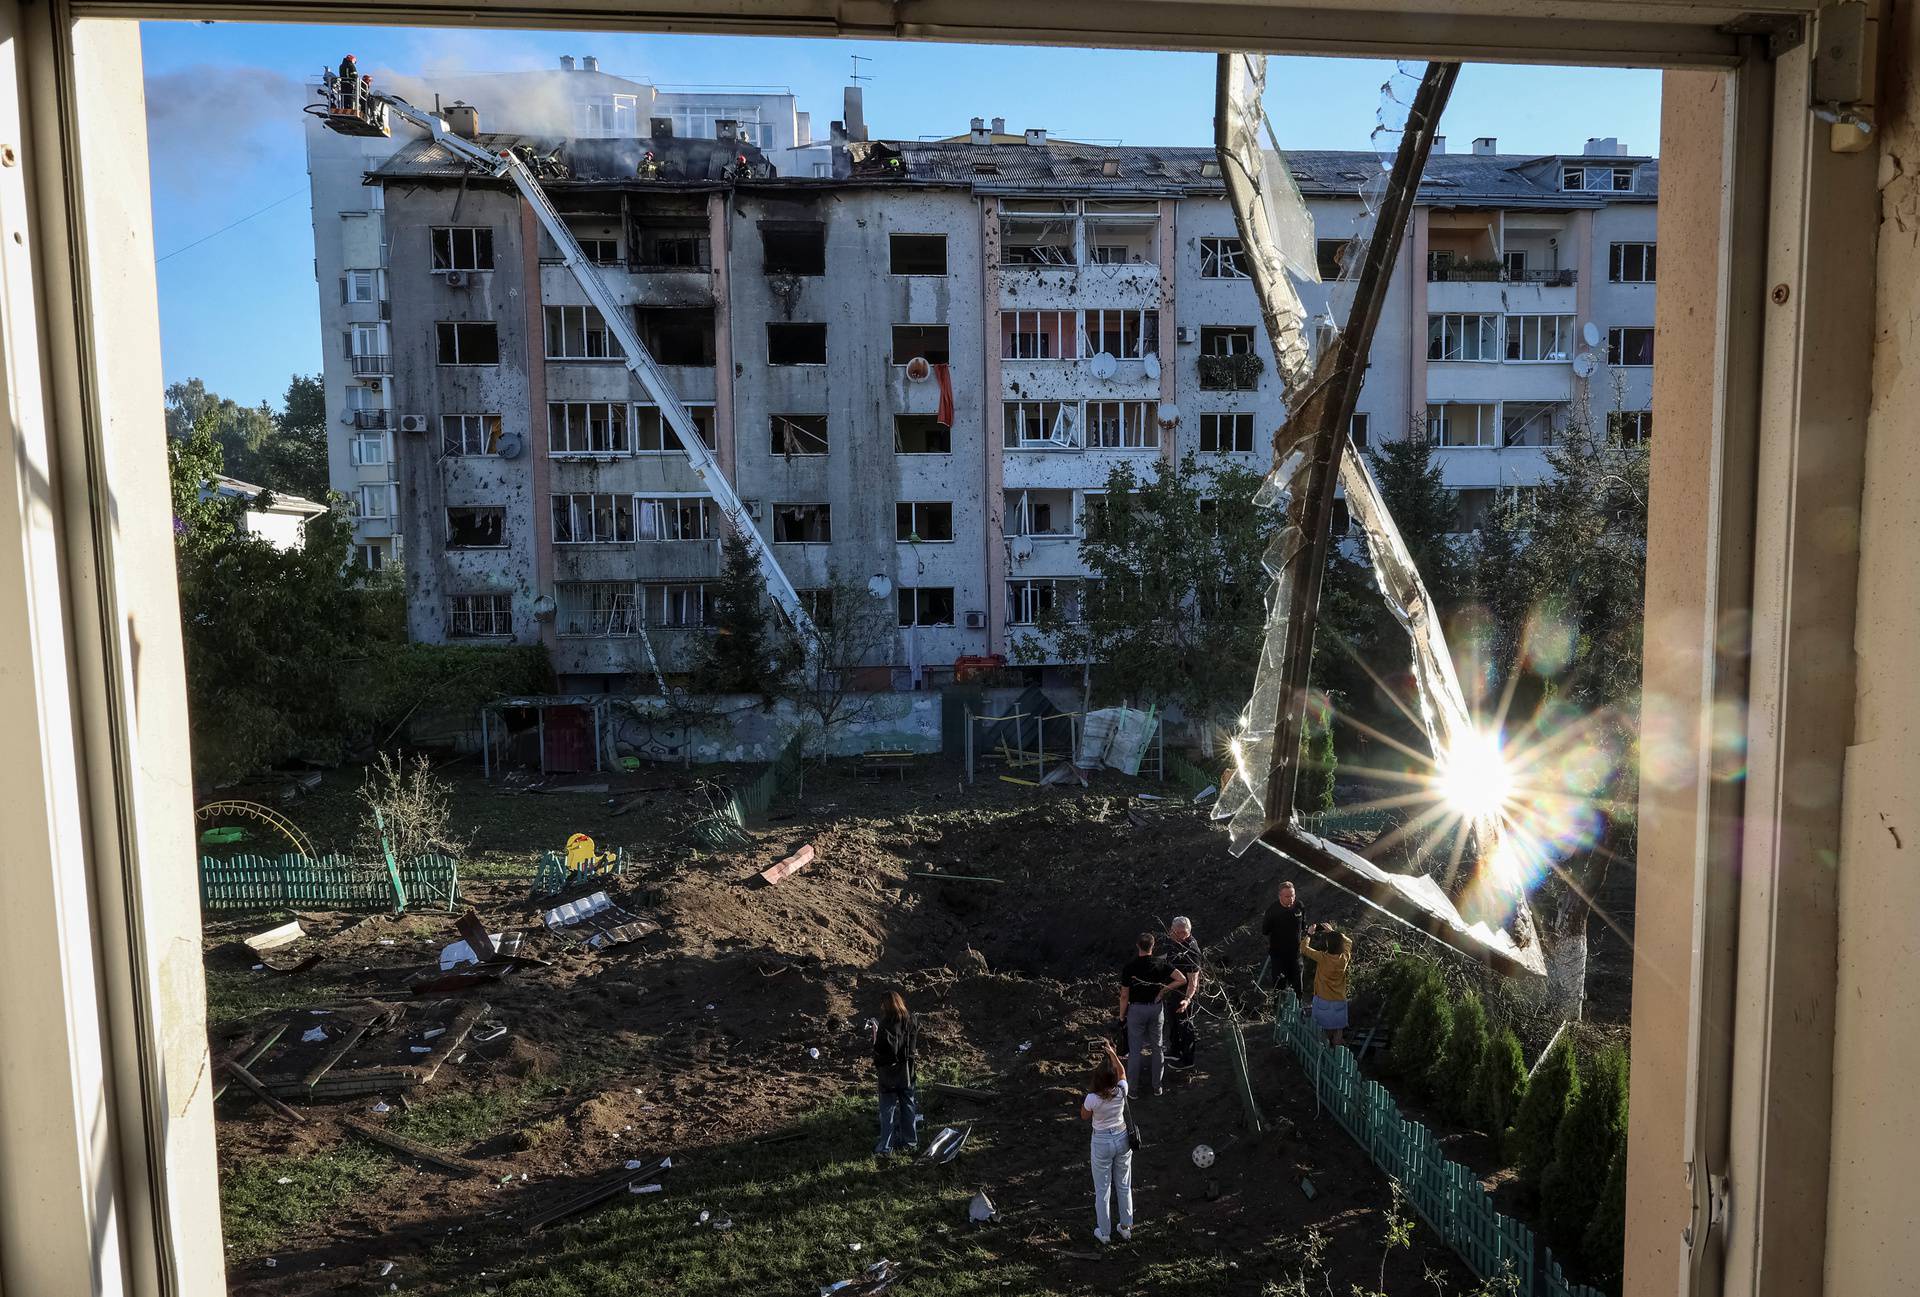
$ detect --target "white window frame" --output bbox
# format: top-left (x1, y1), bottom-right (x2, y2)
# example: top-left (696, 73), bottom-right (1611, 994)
top-left (1081, 308), bottom-right (1158, 360)
top-left (1003, 400), bottom-right (1079, 450)
top-left (1501, 400), bottom-right (1570, 447)
top-left (896, 500), bottom-right (955, 543)
top-left (551, 493), bottom-right (636, 545)
top-left (441, 413), bottom-right (502, 457)
top-left (348, 430), bottom-right (390, 467)
top-left (343, 268), bottom-right (382, 303)
top-left (547, 401), bottom-right (632, 456)
top-left (1428, 312), bottom-right (1500, 362)
top-left (1084, 400), bottom-right (1160, 449)
top-left (448, 593), bottom-right (513, 638)
top-left (633, 405), bottom-right (717, 452)
top-left (1200, 236), bottom-right (1250, 279)
top-left (575, 94), bottom-right (640, 137)
top-left (544, 305), bottom-right (624, 361)
top-left (1610, 241), bottom-right (1658, 283)
top-left (1002, 309), bottom-right (1077, 360)
top-left (1006, 578), bottom-right (1081, 626)
top-left (1200, 411), bottom-right (1255, 453)
top-left (1611, 409), bottom-right (1654, 446)
top-left (430, 226), bottom-right (494, 272)
top-left (635, 495), bottom-right (716, 542)
top-left (556, 581), bottom-right (640, 638)
top-left (897, 586), bottom-right (957, 627)
top-left (1005, 490), bottom-right (1075, 537)
top-left (1608, 325), bottom-right (1656, 367)
top-left (1505, 314), bottom-right (1576, 362)
top-left (645, 582), bottom-right (711, 628)
top-left (1427, 403), bottom-right (1499, 449)
top-left (355, 483), bottom-right (397, 519)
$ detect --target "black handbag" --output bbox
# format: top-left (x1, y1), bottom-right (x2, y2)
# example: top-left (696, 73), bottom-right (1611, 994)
top-left (1123, 1092), bottom-right (1141, 1153)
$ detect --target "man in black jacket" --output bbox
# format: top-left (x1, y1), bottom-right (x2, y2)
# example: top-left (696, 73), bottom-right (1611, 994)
top-left (1261, 880), bottom-right (1306, 1001)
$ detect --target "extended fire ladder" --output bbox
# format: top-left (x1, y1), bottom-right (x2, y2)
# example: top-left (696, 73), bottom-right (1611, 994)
top-left (315, 84), bottom-right (818, 651)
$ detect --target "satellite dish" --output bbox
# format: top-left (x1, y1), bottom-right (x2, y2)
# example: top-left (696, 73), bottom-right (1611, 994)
top-left (1157, 401), bottom-right (1182, 427)
top-left (496, 433), bottom-right (525, 460)
top-left (1089, 351), bottom-right (1118, 381)
top-left (905, 356), bottom-right (932, 382)
top-left (1572, 353), bottom-right (1598, 378)
top-left (531, 595), bottom-right (557, 622)
top-left (866, 574), bottom-right (892, 599)
top-left (1142, 353), bottom-right (1162, 382)
top-left (1581, 321), bottom-right (1602, 347)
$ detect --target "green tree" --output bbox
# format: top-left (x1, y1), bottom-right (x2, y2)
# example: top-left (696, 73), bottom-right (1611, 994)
top-left (166, 375), bottom-right (330, 502)
top-left (1432, 992), bottom-right (1489, 1123)
top-left (1540, 1044), bottom-right (1629, 1251)
top-left (693, 532), bottom-right (797, 695)
top-left (1389, 980), bottom-right (1453, 1092)
top-left (1509, 1032), bottom-right (1581, 1186)
top-left (1019, 453), bottom-right (1268, 726)
top-left (1471, 1026), bottom-right (1529, 1136)
top-left (774, 570), bottom-right (893, 753)
top-left (1583, 1135), bottom-right (1630, 1291)
top-left (264, 373), bottom-right (331, 501)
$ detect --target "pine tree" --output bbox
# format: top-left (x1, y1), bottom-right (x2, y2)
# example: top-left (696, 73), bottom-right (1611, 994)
top-left (1582, 1134), bottom-right (1630, 1292)
top-left (1541, 1044), bottom-right (1629, 1250)
top-left (1390, 980), bottom-right (1453, 1093)
top-left (1432, 992), bottom-right (1489, 1123)
top-left (693, 532), bottom-right (791, 695)
top-left (1509, 1033), bottom-right (1581, 1187)
top-left (1471, 1026), bottom-right (1529, 1136)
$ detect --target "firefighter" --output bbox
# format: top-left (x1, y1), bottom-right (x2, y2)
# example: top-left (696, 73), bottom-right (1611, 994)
top-left (337, 54), bottom-right (359, 113)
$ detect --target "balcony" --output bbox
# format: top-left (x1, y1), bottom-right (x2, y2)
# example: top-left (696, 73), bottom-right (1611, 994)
top-left (351, 408), bottom-right (390, 430)
top-left (350, 353), bottom-right (392, 377)
top-left (1427, 265), bottom-right (1576, 286)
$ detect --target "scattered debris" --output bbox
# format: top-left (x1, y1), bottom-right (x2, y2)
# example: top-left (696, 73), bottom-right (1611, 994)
top-left (527, 1156), bottom-right (672, 1231)
top-left (542, 891), bottom-right (658, 950)
top-left (819, 1259), bottom-right (900, 1295)
top-left (233, 999), bottom-right (487, 1099)
top-left (1192, 1144), bottom-right (1216, 1169)
top-left (967, 1190), bottom-right (997, 1224)
top-left (244, 920), bottom-right (305, 956)
top-left (924, 1082), bottom-right (1000, 1103)
top-left (1192, 784), bottom-right (1218, 804)
top-left (758, 843), bottom-right (815, 887)
top-left (222, 1058), bottom-right (309, 1126)
top-left (922, 1126), bottom-right (971, 1165)
top-left (1298, 1175), bottom-right (1317, 1200)
top-left (343, 1117), bottom-right (492, 1177)
top-left (909, 871), bottom-right (1002, 885)
top-left (301, 1027), bottom-right (328, 1044)
top-left (473, 1022), bottom-right (508, 1044)
top-left (409, 967), bottom-right (502, 995)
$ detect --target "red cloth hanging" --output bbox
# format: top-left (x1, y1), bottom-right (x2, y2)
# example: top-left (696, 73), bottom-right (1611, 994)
top-left (934, 362), bottom-right (955, 429)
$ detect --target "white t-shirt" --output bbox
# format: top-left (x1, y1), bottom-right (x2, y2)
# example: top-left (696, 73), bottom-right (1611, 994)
top-left (1082, 1078), bottom-right (1129, 1134)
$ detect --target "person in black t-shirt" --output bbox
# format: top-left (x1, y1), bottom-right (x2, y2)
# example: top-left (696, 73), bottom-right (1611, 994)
top-left (1163, 917), bottom-right (1203, 1070)
top-left (1261, 880), bottom-right (1306, 1001)
top-left (870, 992), bottom-right (920, 1156)
top-left (1117, 932), bottom-right (1186, 1096)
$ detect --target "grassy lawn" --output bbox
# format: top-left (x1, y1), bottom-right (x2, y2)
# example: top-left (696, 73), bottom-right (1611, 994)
top-left (220, 1145), bottom-right (392, 1260)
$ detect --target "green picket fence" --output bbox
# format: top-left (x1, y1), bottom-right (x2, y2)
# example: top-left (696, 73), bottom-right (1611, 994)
top-left (1166, 751), bottom-right (1220, 799)
top-left (198, 853), bottom-right (460, 912)
top-left (693, 729), bottom-right (808, 847)
top-left (1273, 990), bottom-right (1603, 1297)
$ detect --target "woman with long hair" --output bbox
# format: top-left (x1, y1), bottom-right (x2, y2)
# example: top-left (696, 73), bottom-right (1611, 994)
top-left (871, 991), bottom-right (920, 1156)
top-left (1078, 1038), bottom-right (1133, 1244)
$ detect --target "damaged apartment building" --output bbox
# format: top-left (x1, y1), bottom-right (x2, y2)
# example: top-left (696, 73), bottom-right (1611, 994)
top-left (356, 89), bottom-right (1656, 693)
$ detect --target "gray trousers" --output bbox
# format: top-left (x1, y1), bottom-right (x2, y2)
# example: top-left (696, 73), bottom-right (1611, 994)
top-left (1126, 1001), bottom-right (1165, 1094)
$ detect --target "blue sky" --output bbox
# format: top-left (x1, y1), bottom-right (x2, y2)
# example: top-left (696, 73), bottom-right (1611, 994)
top-left (141, 22), bottom-right (1661, 408)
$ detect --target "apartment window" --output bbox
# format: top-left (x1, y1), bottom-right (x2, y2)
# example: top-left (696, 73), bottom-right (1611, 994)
top-left (633, 405), bottom-right (716, 452)
top-left (895, 415), bottom-right (951, 455)
top-left (1607, 326), bottom-right (1655, 366)
top-left (1003, 400), bottom-right (1078, 449)
top-left (896, 501), bottom-right (954, 543)
top-left (771, 415), bottom-right (829, 456)
top-left (1449, 487), bottom-right (1499, 533)
top-left (1003, 310), bottom-right (1078, 360)
top-left (447, 593), bottom-right (513, 638)
top-left (892, 325), bottom-right (950, 365)
top-left (1007, 578), bottom-right (1077, 626)
top-left (1349, 412), bottom-right (1371, 447)
top-left (1083, 309), bottom-right (1159, 360)
top-left (1561, 164), bottom-right (1636, 192)
top-left (898, 586), bottom-right (955, 627)
top-left (1201, 236), bottom-right (1250, 279)
top-left (999, 198), bottom-right (1078, 265)
top-left (1505, 314), bottom-right (1576, 362)
top-left (556, 582), bottom-right (639, 637)
top-left (1081, 492), bottom-right (1112, 540)
top-left (1502, 249), bottom-right (1529, 278)
top-left (355, 545), bottom-right (384, 572)
top-left (436, 321), bottom-right (499, 366)
top-left (768, 323), bottom-right (827, 365)
top-left (890, 234), bottom-right (948, 275)
top-left (636, 496), bottom-right (716, 542)
top-left (1199, 326), bottom-right (1259, 390)
top-left (446, 506), bottom-right (505, 548)
top-left (1609, 242), bottom-right (1658, 283)
top-left (442, 413), bottom-right (502, 457)
top-left (762, 223), bottom-right (826, 275)
top-left (1609, 409), bottom-right (1654, 446)
top-left (356, 484), bottom-right (396, 520)
top-left (551, 493), bottom-right (635, 545)
top-left (1085, 401), bottom-right (1160, 449)
top-left (644, 583), bottom-right (709, 628)
top-left (799, 587), bottom-right (834, 624)
top-left (1427, 403), bottom-right (1498, 448)
top-left (772, 503), bottom-right (832, 543)
top-left (634, 308), bottom-right (715, 366)
top-left (430, 226), bottom-right (494, 272)
top-left (579, 237), bottom-right (620, 265)
top-left (545, 305), bottom-right (623, 361)
top-left (1503, 400), bottom-right (1569, 447)
top-left (636, 229), bottom-right (710, 269)
top-left (1315, 238), bottom-right (1355, 280)
top-left (349, 431), bottom-right (388, 467)
top-left (343, 269), bottom-right (381, 303)
top-left (1200, 412), bottom-right (1255, 453)
top-left (1006, 490), bottom-right (1072, 536)
top-left (548, 402), bottom-right (631, 456)
top-left (1084, 199), bottom-right (1160, 266)
top-left (1428, 313), bottom-right (1500, 362)
top-left (576, 94), bottom-right (640, 137)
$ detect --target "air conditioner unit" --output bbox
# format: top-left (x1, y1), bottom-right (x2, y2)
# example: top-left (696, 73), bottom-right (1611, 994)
top-left (964, 610), bottom-right (986, 629)
top-left (444, 269), bottom-right (467, 287)
top-left (398, 414), bottom-right (429, 434)
top-left (1176, 325), bottom-right (1199, 345)
top-left (741, 498), bottom-right (762, 520)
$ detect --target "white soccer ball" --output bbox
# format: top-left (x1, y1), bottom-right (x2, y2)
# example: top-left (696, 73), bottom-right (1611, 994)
top-left (1191, 1143), bottom-right (1216, 1169)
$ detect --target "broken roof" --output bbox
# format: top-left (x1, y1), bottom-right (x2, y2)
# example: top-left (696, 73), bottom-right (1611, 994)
top-left (211, 475), bottom-right (327, 517)
top-left (370, 130), bottom-right (772, 188)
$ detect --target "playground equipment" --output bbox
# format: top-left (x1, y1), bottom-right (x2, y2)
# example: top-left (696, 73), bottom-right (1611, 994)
top-left (195, 800), bottom-right (316, 859)
top-left (532, 833), bottom-right (628, 897)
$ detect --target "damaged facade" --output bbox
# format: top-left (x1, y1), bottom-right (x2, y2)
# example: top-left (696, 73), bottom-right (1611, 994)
top-left (352, 88), bottom-right (1656, 692)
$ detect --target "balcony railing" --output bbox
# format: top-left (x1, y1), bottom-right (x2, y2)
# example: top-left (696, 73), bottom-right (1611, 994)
top-left (351, 408), bottom-right (390, 430)
top-left (1427, 265), bottom-right (1578, 286)
top-left (350, 353), bottom-right (392, 377)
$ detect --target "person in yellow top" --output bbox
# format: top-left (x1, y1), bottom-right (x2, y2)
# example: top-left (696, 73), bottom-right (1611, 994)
top-left (1300, 923), bottom-right (1353, 1046)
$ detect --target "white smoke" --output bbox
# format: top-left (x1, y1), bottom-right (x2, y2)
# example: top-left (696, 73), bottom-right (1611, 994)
top-left (144, 65), bottom-right (306, 190)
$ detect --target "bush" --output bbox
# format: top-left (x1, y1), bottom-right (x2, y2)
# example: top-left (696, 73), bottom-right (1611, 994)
top-left (1379, 955), bottom-right (1442, 1037)
top-left (1472, 1026), bottom-right (1529, 1136)
top-left (1509, 1033), bottom-right (1580, 1188)
top-left (1390, 981), bottom-right (1453, 1093)
top-left (1432, 992), bottom-right (1488, 1123)
top-left (1582, 1135), bottom-right (1629, 1291)
top-left (356, 751), bottom-right (466, 862)
top-left (1540, 1044), bottom-right (1629, 1250)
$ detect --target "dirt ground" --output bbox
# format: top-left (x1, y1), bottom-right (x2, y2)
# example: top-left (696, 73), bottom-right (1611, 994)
top-left (206, 755), bottom-right (1632, 1295)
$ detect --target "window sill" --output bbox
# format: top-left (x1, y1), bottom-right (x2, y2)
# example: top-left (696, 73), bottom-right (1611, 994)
top-left (544, 356), bottom-right (627, 364)
top-left (897, 538), bottom-right (955, 545)
top-left (550, 452), bottom-right (636, 461)
top-left (447, 544), bottom-right (511, 550)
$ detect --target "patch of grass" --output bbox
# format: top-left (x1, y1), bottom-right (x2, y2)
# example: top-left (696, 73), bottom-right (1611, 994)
top-left (220, 1145), bottom-right (391, 1259)
top-left (203, 969), bottom-right (343, 1027)
top-left (451, 1096), bottom-right (1053, 1297)
top-left (390, 1082), bottom-right (546, 1148)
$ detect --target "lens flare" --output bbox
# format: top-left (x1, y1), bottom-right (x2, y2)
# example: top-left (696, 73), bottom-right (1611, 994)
top-left (1436, 728), bottom-right (1515, 822)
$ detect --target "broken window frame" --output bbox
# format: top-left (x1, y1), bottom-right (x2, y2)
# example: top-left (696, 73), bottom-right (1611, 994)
top-left (633, 404), bottom-right (716, 452)
top-left (550, 493), bottom-right (635, 545)
top-left (1081, 309), bottom-right (1159, 360)
top-left (1505, 313), bottom-right (1576, 362)
top-left (888, 233), bottom-right (948, 276)
top-left (441, 413), bottom-right (502, 457)
top-left (1427, 312), bottom-right (1501, 362)
top-left (635, 495), bottom-right (716, 543)
top-left (447, 592), bottom-right (512, 638)
top-left (1200, 236), bottom-right (1250, 280)
top-left (895, 501), bottom-right (955, 543)
top-left (1562, 163), bottom-right (1637, 192)
top-left (445, 506), bottom-right (506, 549)
top-left (1316, 237), bottom-right (1357, 281)
top-left (1428, 402), bottom-right (1499, 448)
top-left (577, 237), bottom-right (621, 265)
top-left (547, 401), bottom-right (632, 456)
top-left (1002, 400), bottom-right (1079, 450)
top-left (1084, 400), bottom-right (1160, 450)
top-left (897, 585), bottom-right (956, 627)
top-left (998, 198), bottom-right (1079, 267)
top-left (891, 325), bottom-right (951, 366)
top-left (544, 305), bottom-right (624, 361)
top-left (760, 222), bottom-right (827, 276)
top-left (435, 321), bottom-right (499, 366)
top-left (1609, 241), bottom-right (1658, 283)
top-left (1200, 411), bottom-right (1256, 453)
top-left (1607, 325), bottom-right (1656, 366)
top-left (1005, 489), bottom-right (1075, 538)
top-left (1501, 399), bottom-right (1569, 447)
top-left (430, 226), bottom-right (494, 273)
top-left (771, 502), bottom-right (833, 544)
top-left (1608, 409), bottom-right (1654, 446)
top-left (770, 414), bottom-right (830, 457)
top-left (894, 415), bottom-right (951, 455)
top-left (767, 322), bottom-right (828, 365)
top-left (1002, 310), bottom-right (1078, 361)
top-left (645, 582), bottom-right (710, 628)
top-left (1005, 577), bottom-right (1081, 627)
top-left (1083, 200), bottom-right (1161, 267)
top-left (632, 227), bottom-right (712, 271)
top-left (633, 307), bottom-right (716, 366)
top-left (556, 581), bottom-right (640, 638)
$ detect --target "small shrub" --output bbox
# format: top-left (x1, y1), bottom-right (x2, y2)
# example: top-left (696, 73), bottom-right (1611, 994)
top-left (1541, 1044), bottom-right (1629, 1250)
top-left (1432, 992), bottom-right (1489, 1123)
top-left (1582, 1135), bottom-right (1629, 1292)
top-left (1472, 1026), bottom-right (1529, 1136)
top-left (1390, 981), bottom-right (1453, 1092)
top-left (356, 750), bottom-right (466, 861)
top-left (1382, 955), bottom-right (1443, 1039)
top-left (1509, 1032), bottom-right (1581, 1188)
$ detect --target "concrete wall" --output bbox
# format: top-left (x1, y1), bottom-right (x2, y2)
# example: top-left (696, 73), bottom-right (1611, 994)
top-left (613, 691), bottom-right (943, 761)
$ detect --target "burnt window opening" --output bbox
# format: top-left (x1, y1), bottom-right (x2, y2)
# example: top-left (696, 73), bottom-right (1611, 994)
top-left (896, 501), bottom-right (955, 543)
top-left (799, 587), bottom-right (834, 625)
top-left (1197, 326), bottom-right (1260, 390)
top-left (767, 323), bottom-right (827, 365)
top-left (633, 308), bottom-right (716, 366)
top-left (445, 506), bottom-right (505, 548)
top-left (895, 415), bottom-right (951, 455)
top-left (633, 225), bottom-right (711, 270)
top-left (889, 234), bottom-right (948, 276)
top-left (430, 226), bottom-right (494, 272)
top-left (770, 414), bottom-right (829, 456)
top-left (772, 502), bottom-right (832, 543)
top-left (437, 321), bottom-right (500, 366)
top-left (761, 223), bottom-right (826, 276)
top-left (897, 586), bottom-right (955, 627)
top-left (1316, 237), bottom-right (1357, 280)
top-left (892, 325), bottom-right (950, 366)
top-left (579, 237), bottom-right (620, 265)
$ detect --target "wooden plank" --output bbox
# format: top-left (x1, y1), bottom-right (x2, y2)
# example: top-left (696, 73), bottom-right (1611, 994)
top-left (526, 1158), bottom-right (670, 1232)
top-left (453, 909), bottom-right (498, 961)
top-left (341, 1118), bottom-right (491, 1177)
top-left (212, 1021), bottom-right (288, 1102)
top-left (224, 1059), bottom-right (308, 1125)
top-left (302, 1018), bottom-right (374, 1090)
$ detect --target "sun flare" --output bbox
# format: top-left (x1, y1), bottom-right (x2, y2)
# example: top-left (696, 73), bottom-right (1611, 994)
top-left (1435, 727), bottom-right (1516, 823)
